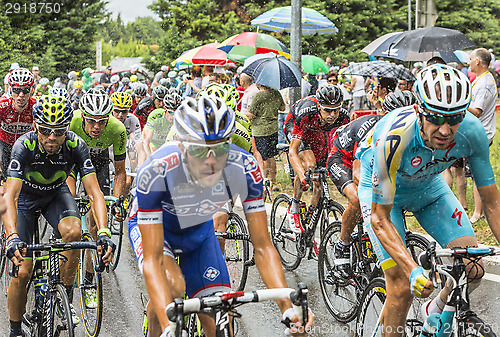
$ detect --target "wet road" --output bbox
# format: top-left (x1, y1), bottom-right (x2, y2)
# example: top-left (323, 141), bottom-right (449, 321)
top-left (1, 213), bottom-right (499, 336)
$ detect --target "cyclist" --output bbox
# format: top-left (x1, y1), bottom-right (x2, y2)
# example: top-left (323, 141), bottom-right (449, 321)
top-left (143, 92), bottom-right (181, 156)
top-left (0, 68), bottom-right (37, 178)
top-left (67, 88), bottom-right (127, 237)
top-left (110, 92), bottom-right (145, 194)
top-left (131, 83), bottom-right (148, 112)
top-left (137, 96), bottom-right (314, 337)
top-left (134, 86), bottom-right (167, 130)
top-left (34, 77), bottom-right (50, 96)
top-left (3, 94), bottom-right (114, 336)
top-left (327, 90), bottom-right (415, 276)
top-left (284, 84), bottom-right (349, 233)
top-left (70, 80), bottom-right (84, 110)
top-left (356, 64), bottom-right (500, 336)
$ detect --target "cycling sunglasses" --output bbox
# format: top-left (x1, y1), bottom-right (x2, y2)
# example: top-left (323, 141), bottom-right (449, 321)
top-left (12, 87), bottom-right (31, 95)
top-left (36, 124), bottom-right (69, 137)
top-left (167, 109), bottom-right (175, 114)
top-left (419, 107), bottom-right (465, 126)
top-left (84, 115), bottom-right (109, 126)
top-left (113, 108), bottom-right (129, 114)
top-left (183, 141), bottom-right (231, 159)
top-left (319, 104), bottom-right (341, 113)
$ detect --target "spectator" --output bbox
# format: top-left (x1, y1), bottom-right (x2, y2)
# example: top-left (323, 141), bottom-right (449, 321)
top-left (67, 71), bottom-right (78, 92)
top-left (81, 68), bottom-right (94, 91)
top-left (344, 74), bottom-right (366, 112)
top-left (4, 63), bottom-right (19, 92)
top-left (100, 65), bottom-right (113, 88)
top-left (108, 74), bottom-right (123, 95)
top-left (208, 72), bottom-right (221, 84)
top-left (248, 84), bottom-right (285, 190)
top-left (201, 65), bottom-right (214, 89)
top-left (468, 48), bottom-right (498, 223)
top-left (301, 71), bottom-right (312, 98)
top-left (240, 73), bottom-right (259, 117)
top-left (340, 58), bottom-right (349, 69)
top-left (185, 66), bottom-right (202, 97)
top-left (325, 56), bottom-right (332, 68)
top-left (366, 77), bottom-right (397, 113)
top-left (397, 79), bottom-right (409, 91)
top-left (52, 73), bottom-right (69, 89)
top-left (278, 88), bottom-right (290, 144)
top-left (32, 66), bottom-right (41, 86)
top-left (152, 65), bottom-right (169, 89)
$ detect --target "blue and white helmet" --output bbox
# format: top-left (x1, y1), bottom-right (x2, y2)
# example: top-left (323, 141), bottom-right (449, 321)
top-left (174, 96), bottom-right (235, 141)
top-left (49, 87), bottom-right (70, 100)
top-left (414, 64), bottom-right (471, 114)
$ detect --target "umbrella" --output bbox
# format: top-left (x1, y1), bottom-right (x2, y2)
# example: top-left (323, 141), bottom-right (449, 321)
top-left (342, 61), bottom-right (416, 81)
top-left (301, 55), bottom-right (329, 74)
top-left (361, 32), bottom-right (403, 58)
top-left (171, 43), bottom-right (234, 67)
top-left (242, 53), bottom-right (301, 90)
top-left (251, 6), bottom-right (338, 35)
top-left (218, 32), bottom-right (290, 63)
top-left (390, 27), bottom-right (476, 54)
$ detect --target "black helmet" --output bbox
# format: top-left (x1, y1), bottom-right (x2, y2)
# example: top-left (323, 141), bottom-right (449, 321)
top-left (133, 84), bottom-right (147, 97)
top-left (383, 90), bottom-right (416, 112)
top-left (153, 86), bottom-right (168, 100)
top-left (315, 84), bottom-right (343, 106)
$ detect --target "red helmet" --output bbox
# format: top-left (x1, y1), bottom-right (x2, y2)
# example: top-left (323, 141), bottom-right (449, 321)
top-left (8, 68), bottom-right (35, 87)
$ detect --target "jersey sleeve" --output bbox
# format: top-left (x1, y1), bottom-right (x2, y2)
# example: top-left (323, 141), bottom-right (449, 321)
top-left (112, 121), bottom-right (127, 161)
top-left (144, 110), bottom-right (159, 130)
top-left (71, 134), bottom-right (96, 179)
top-left (7, 136), bottom-right (30, 180)
top-left (464, 116), bottom-right (495, 187)
top-left (136, 159), bottom-right (168, 225)
top-left (371, 110), bottom-right (415, 205)
top-left (240, 154), bottom-right (266, 214)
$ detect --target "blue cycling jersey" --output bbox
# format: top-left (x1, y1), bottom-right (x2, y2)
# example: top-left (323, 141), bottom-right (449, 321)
top-left (136, 141), bottom-right (265, 250)
top-left (357, 107), bottom-right (494, 205)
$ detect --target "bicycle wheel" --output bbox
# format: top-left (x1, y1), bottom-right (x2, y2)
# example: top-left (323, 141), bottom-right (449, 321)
top-left (109, 216), bottom-right (124, 271)
top-left (318, 222), bottom-right (359, 323)
top-left (356, 277), bottom-right (387, 337)
top-left (270, 193), bottom-right (302, 271)
top-left (459, 315), bottom-right (497, 337)
top-left (77, 233), bottom-right (103, 337)
top-left (320, 200), bottom-right (345, 238)
top-left (224, 213), bottom-right (250, 291)
top-left (3, 259), bottom-right (13, 297)
top-left (49, 283), bottom-right (75, 337)
top-left (21, 278), bottom-right (41, 337)
top-left (0, 224), bottom-right (7, 280)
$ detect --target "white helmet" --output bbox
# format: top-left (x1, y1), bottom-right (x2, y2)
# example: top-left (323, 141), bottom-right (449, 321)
top-left (110, 74), bottom-right (120, 84)
top-left (79, 88), bottom-right (113, 116)
top-left (414, 64), bottom-right (471, 114)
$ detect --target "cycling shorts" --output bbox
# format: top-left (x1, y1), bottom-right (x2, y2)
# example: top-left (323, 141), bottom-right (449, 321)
top-left (358, 174), bottom-right (475, 271)
top-left (17, 184), bottom-right (80, 257)
top-left (327, 145), bottom-right (353, 195)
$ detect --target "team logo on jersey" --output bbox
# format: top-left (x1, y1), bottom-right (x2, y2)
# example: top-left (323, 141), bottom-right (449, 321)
top-left (203, 267), bottom-right (220, 281)
top-left (212, 182), bottom-right (225, 195)
top-left (83, 158), bottom-right (94, 169)
top-left (244, 156), bottom-right (262, 183)
top-left (8, 159), bottom-right (20, 172)
top-left (411, 156), bottom-right (422, 167)
top-left (372, 171), bottom-right (380, 187)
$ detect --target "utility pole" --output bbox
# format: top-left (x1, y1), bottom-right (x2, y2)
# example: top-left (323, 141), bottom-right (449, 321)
top-left (408, 0), bottom-right (411, 30)
top-left (290, 0), bottom-right (302, 106)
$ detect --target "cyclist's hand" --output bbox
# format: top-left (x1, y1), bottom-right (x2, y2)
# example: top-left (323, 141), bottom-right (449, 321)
top-left (161, 326), bottom-right (187, 337)
top-left (6, 237), bottom-right (25, 266)
top-left (97, 234), bottom-right (116, 265)
top-left (409, 266), bottom-right (434, 298)
top-left (300, 179), bottom-right (309, 191)
top-left (114, 206), bottom-right (124, 222)
top-left (283, 307), bottom-right (314, 336)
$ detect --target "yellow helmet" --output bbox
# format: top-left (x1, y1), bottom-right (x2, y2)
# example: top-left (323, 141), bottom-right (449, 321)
top-left (130, 75), bottom-right (138, 82)
top-left (74, 80), bottom-right (84, 89)
top-left (110, 92), bottom-right (133, 109)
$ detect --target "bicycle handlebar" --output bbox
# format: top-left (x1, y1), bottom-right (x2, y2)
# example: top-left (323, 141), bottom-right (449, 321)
top-left (166, 284), bottom-right (309, 335)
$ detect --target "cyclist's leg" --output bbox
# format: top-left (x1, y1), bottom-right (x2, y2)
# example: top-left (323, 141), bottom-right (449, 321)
top-left (213, 201), bottom-right (231, 254)
top-left (292, 147), bottom-right (315, 204)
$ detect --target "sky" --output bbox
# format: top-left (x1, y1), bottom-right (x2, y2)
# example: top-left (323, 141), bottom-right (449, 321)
top-left (106, 0), bottom-right (158, 23)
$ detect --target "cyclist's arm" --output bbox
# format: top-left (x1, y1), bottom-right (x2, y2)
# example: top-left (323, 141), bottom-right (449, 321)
top-left (352, 159), bottom-right (360, 186)
top-left (142, 128), bottom-right (154, 156)
top-left (139, 222), bottom-right (171, 330)
top-left (113, 159), bottom-right (126, 199)
top-left (288, 138), bottom-right (306, 182)
top-left (478, 183), bottom-right (500, 242)
top-left (81, 173), bottom-right (107, 235)
top-left (246, 210), bottom-right (314, 332)
top-left (2, 178), bottom-right (23, 264)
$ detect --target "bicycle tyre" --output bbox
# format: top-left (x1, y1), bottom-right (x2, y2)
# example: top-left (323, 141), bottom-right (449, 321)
top-left (49, 283), bottom-right (75, 337)
top-left (21, 278), bottom-right (41, 337)
top-left (0, 224), bottom-right (7, 280)
top-left (78, 233), bottom-right (103, 337)
top-left (109, 216), bottom-right (124, 271)
top-left (355, 277), bottom-right (387, 337)
top-left (318, 222), bottom-right (360, 323)
top-left (320, 200), bottom-right (345, 239)
top-left (459, 315), bottom-right (497, 337)
top-left (270, 193), bottom-right (302, 271)
top-left (225, 212), bottom-right (250, 291)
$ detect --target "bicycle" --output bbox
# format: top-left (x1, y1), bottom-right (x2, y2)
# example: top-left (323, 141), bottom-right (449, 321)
top-left (12, 238), bottom-right (105, 337)
top-left (270, 167), bottom-right (345, 271)
top-left (318, 218), bottom-right (433, 324)
top-left (355, 240), bottom-right (463, 337)
top-left (167, 283), bottom-right (310, 337)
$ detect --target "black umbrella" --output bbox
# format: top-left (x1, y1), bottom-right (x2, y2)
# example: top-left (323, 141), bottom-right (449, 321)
top-left (342, 61), bottom-right (416, 81)
top-left (390, 27), bottom-right (476, 53)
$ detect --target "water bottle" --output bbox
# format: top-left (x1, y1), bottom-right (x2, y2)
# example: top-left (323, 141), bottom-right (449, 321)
top-left (35, 278), bottom-right (47, 315)
top-left (299, 203), bottom-right (307, 224)
top-left (306, 205), bottom-right (315, 223)
top-left (420, 313), bottom-right (440, 336)
top-left (360, 233), bottom-right (372, 259)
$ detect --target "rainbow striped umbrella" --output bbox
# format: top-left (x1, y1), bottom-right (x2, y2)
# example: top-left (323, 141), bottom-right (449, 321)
top-left (171, 42), bottom-right (234, 68)
top-left (251, 6), bottom-right (338, 35)
top-left (218, 32), bottom-right (290, 63)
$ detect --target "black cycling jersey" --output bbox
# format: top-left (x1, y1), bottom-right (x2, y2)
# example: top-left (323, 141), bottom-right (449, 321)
top-left (8, 131), bottom-right (95, 195)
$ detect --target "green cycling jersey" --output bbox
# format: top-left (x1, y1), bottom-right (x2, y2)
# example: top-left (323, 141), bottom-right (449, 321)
top-left (69, 110), bottom-right (127, 162)
top-left (143, 108), bottom-right (174, 150)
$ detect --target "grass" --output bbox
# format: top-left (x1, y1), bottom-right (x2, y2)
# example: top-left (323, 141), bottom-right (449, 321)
top-left (271, 114), bottom-right (500, 246)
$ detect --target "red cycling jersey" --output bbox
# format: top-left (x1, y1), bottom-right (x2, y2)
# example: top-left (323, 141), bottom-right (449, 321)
top-left (0, 96), bottom-right (36, 145)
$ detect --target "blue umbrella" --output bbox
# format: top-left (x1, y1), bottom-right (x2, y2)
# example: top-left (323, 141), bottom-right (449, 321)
top-left (242, 53), bottom-right (301, 90)
top-left (251, 6), bottom-right (338, 35)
